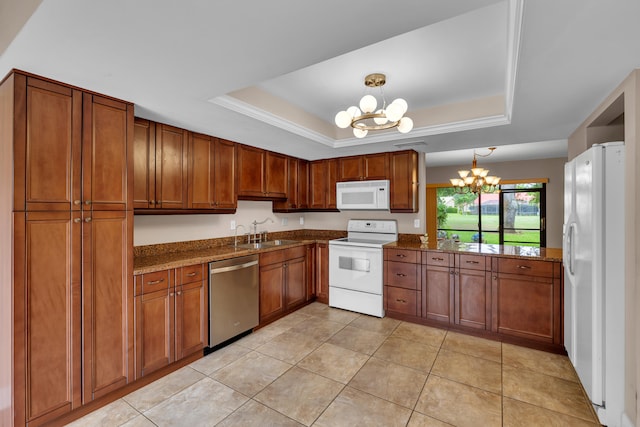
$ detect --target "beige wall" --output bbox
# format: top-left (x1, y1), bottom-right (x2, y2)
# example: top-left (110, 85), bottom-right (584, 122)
top-left (568, 69), bottom-right (638, 426)
top-left (424, 157), bottom-right (567, 248)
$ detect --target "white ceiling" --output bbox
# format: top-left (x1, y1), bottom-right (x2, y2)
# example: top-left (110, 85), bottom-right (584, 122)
top-left (1, 0), bottom-right (639, 165)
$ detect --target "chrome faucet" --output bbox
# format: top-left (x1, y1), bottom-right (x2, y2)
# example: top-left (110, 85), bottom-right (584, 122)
top-left (250, 217), bottom-right (274, 243)
top-left (234, 224), bottom-right (246, 247)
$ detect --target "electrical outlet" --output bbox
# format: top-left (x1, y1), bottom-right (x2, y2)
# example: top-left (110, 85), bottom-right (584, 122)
top-left (414, 219), bottom-right (420, 228)
top-left (230, 220), bottom-right (236, 230)
top-left (299, 217), bottom-right (304, 225)
top-left (281, 218), bottom-right (288, 226)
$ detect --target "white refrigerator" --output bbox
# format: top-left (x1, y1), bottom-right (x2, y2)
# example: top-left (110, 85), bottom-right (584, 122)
top-left (563, 141), bottom-right (626, 426)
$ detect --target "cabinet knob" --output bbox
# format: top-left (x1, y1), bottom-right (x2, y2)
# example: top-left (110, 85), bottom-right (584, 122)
top-left (84, 217), bottom-right (92, 223)
top-left (74, 200), bottom-right (81, 205)
top-left (169, 292), bottom-right (174, 297)
top-left (85, 200), bottom-right (92, 205)
top-left (150, 200), bottom-right (155, 205)
top-left (73, 218), bottom-right (81, 223)
top-left (176, 291), bottom-right (182, 295)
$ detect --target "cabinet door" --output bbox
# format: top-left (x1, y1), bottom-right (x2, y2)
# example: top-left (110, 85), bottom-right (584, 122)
top-left (133, 118), bottom-right (156, 209)
top-left (309, 161), bottom-right (327, 209)
top-left (265, 151), bottom-right (287, 198)
top-left (274, 157), bottom-right (298, 211)
top-left (326, 159), bottom-right (339, 209)
top-left (82, 210), bottom-right (133, 402)
top-left (315, 243), bottom-right (329, 304)
top-left (364, 153), bottom-right (389, 180)
top-left (424, 264), bottom-right (454, 324)
top-left (213, 139), bottom-right (237, 209)
top-left (493, 273), bottom-right (559, 343)
top-left (237, 145), bottom-right (266, 198)
top-left (155, 124), bottom-right (188, 209)
top-left (175, 280), bottom-right (207, 359)
top-left (297, 160), bottom-right (309, 209)
top-left (306, 244), bottom-right (316, 301)
top-left (389, 150), bottom-right (418, 213)
top-left (188, 133), bottom-right (215, 208)
top-left (285, 256), bottom-right (306, 310)
top-left (135, 287), bottom-right (174, 378)
top-left (338, 156), bottom-right (363, 181)
top-left (259, 262), bottom-right (285, 322)
top-left (14, 211), bottom-right (81, 424)
top-left (15, 76), bottom-right (82, 212)
top-left (455, 268), bottom-right (491, 330)
top-left (82, 93), bottom-right (132, 211)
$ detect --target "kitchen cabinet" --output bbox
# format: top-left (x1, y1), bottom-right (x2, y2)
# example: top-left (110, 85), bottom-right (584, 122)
top-left (237, 145), bottom-right (288, 199)
top-left (273, 157), bottom-right (309, 212)
top-left (315, 242), bottom-right (329, 304)
top-left (259, 246), bottom-right (307, 324)
top-left (492, 258), bottom-right (562, 344)
top-left (133, 119), bottom-right (188, 210)
top-left (384, 248), bottom-right (421, 317)
top-left (338, 153), bottom-right (388, 181)
top-left (134, 263), bottom-right (207, 378)
top-left (306, 244), bottom-right (316, 301)
top-left (454, 254), bottom-right (491, 330)
top-left (422, 251), bottom-right (454, 324)
top-left (5, 71), bottom-right (134, 427)
top-left (309, 159), bottom-right (339, 210)
top-left (188, 133), bottom-right (237, 211)
top-left (389, 150), bottom-right (418, 213)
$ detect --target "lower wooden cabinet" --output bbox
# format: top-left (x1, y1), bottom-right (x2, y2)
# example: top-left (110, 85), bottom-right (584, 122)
top-left (134, 264), bottom-right (206, 379)
top-left (454, 254), bottom-right (491, 330)
top-left (423, 252), bottom-right (454, 324)
top-left (315, 242), bottom-right (329, 304)
top-left (259, 246), bottom-right (307, 324)
top-left (384, 248), bottom-right (421, 317)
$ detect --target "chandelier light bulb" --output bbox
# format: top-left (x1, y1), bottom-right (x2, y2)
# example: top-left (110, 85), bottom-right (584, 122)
top-left (353, 128), bottom-right (368, 138)
top-left (391, 98), bottom-right (408, 115)
top-left (346, 106), bottom-right (361, 118)
top-left (334, 110), bottom-right (351, 128)
top-left (385, 102), bottom-right (403, 122)
top-left (397, 117), bottom-right (413, 133)
top-left (458, 170), bottom-right (470, 178)
top-left (359, 95), bottom-right (377, 114)
top-left (373, 109), bottom-right (388, 125)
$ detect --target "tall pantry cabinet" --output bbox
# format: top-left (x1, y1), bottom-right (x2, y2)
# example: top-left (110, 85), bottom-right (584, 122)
top-left (0, 71), bottom-right (134, 427)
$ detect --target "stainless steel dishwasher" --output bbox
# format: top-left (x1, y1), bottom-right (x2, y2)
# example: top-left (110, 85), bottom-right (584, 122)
top-left (209, 254), bottom-right (259, 348)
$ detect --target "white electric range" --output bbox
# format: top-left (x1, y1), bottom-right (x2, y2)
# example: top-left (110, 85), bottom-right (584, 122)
top-left (328, 219), bottom-right (398, 317)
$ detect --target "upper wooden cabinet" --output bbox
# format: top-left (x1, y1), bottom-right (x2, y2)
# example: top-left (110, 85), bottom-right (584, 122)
top-left (188, 133), bottom-right (236, 211)
top-left (389, 150), bottom-right (418, 213)
top-left (309, 158), bottom-right (339, 210)
top-left (338, 153), bottom-right (389, 181)
top-left (12, 75), bottom-right (132, 212)
top-left (133, 119), bottom-right (188, 210)
top-left (237, 145), bottom-right (287, 199)
top-left (273, 157), bottom-right (309, 212)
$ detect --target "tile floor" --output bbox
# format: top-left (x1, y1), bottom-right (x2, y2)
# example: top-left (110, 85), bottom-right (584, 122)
top-left (67, 302), bottom-right (601, 426)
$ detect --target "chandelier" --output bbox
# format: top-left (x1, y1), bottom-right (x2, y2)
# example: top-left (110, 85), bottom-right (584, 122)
top-left (449, 147), bottom-right (501, 193)
top-left (334, 73), bottom-right (413, 138)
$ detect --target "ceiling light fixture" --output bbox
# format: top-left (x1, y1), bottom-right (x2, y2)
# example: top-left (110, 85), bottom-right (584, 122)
top-left (334, 73), bottom-right (413, 139)
top-left (449, 147), bottom-right (501, 193)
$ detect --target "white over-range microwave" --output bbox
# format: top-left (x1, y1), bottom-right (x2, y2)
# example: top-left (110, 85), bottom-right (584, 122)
top-left (336, 179), bottom-right (390, 211)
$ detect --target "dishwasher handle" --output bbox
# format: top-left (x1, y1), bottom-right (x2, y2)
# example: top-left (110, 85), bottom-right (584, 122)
top-left (210, 259), bottom-right (258, 275)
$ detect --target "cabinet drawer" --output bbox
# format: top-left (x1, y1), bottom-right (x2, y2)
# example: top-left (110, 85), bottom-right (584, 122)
top-left (498, 258), bottom-right (554, 277)
top-left (386, 286), bottom-right (418, 316)
top-left (385, 261), bottom-right (418, 289)
top-left (180, 263), bottom-right (204, 285)
top-left (260, 245), bottom-right (306, 266)
top-left (423, 251), bottom-right (451, 267)
top-left (385, 248), bottom-right (418, 264)
top-left (284, 245), bottom-right (306, 260)
top-left (457, 254), bottom-right (487, 271)
top-left (135, 269), bottom-right (172, 296)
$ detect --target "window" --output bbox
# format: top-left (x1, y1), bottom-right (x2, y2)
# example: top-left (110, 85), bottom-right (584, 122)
top-left (431, 182), bottom-right (546, 247)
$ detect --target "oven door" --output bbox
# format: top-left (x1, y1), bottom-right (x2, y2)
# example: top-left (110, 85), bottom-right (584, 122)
top-left (329, 243), bottom-right (383, 294)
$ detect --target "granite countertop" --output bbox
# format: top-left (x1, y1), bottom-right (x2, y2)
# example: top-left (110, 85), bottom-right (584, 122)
top-left (385, 239), bottom-right (563, 262)
top-left (134, 230), bottom-right (346, 275)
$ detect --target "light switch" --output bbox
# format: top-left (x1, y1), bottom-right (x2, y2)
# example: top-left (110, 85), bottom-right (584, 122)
top-left (281, 218), bottom-right (288, 226)
top-left (230, 220), bottom-right (236, 230)
top-left (413, 219), bottom-right (420, 228)
top-left (299, 217), bottom-right (304, 225)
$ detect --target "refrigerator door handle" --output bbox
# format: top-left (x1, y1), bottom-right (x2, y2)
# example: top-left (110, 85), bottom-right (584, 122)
top-left (567, 223), bottom-right (575, 275)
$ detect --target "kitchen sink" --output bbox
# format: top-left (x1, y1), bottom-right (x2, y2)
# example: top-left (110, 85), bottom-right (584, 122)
top-left (234, 239), bottom-right (299, 249)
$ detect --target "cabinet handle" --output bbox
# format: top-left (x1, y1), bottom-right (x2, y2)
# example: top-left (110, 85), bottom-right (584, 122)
top-left (396, 254), bottom-right (407, 258)
top-left (516, 265), bottom-right (531, 269)
top-left (170, 292), bottom-right (174, 297)
top-left (84, 217), bottom-right (92, 223)
top-left (432, 257), bottom-right (444, 261)
top-left (396, 273), bottom-right (406, 277)
top-left (146, 278), bottom-right (165, 285)
top-left (150, 200), bottom-right (155, 205)
top-left (466, 260), bottom-right (480, 264)
top-left (176, 291), bottom-right (182, 295)
top-left (396, 299), bottom-right (407, 303)
top-left (186, 272), bottom-right (197, 277)
top-left (85, 200), bottom-right (91, 205)
top-left (73, 218), bottom-right (81, 223)
top-left (493, 276), bottom-right (498, 279)
top-left (74, 200), bottom-right (81, 205)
